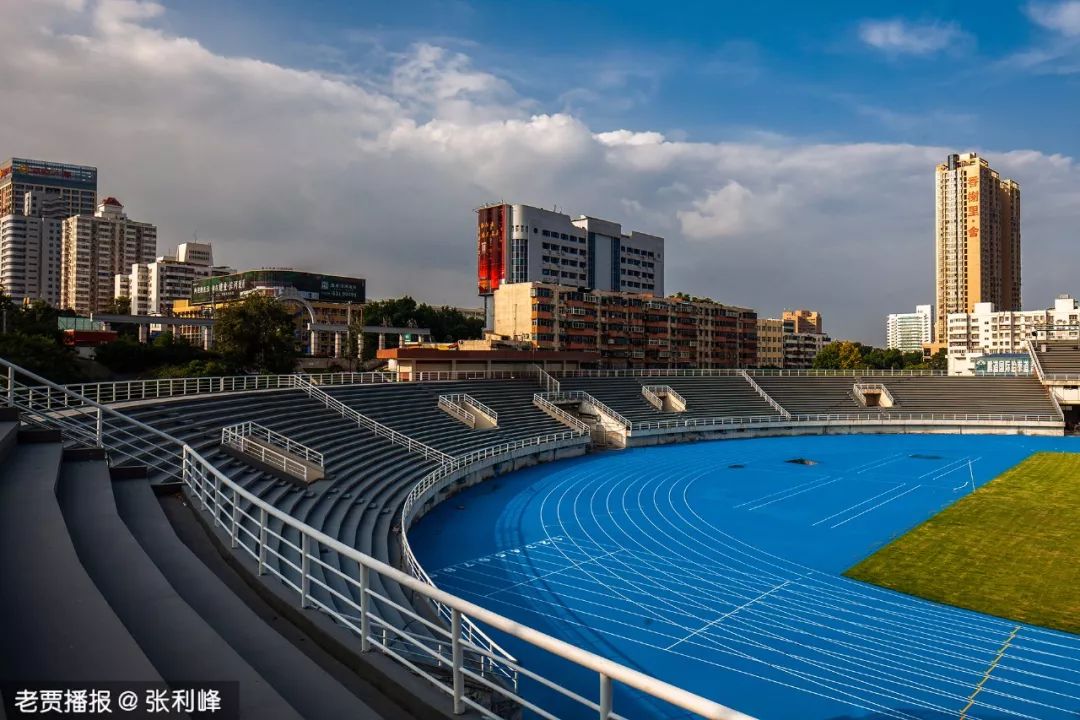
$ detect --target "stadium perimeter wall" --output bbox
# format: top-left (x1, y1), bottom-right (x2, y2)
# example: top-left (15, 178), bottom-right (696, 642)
top-left (627, 420), bottom-right (1061, 447)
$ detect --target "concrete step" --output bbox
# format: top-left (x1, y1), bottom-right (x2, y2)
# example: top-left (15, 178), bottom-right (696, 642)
top-left (57, 460), bottom-right (301, 719)
top-left (0, 437), bottom-right (162, 685)
top-left (112, 480), bottom-right (391, 720)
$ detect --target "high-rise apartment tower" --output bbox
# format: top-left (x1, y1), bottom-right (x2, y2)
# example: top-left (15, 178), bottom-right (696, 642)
top-left (934, 152), bottom-right (1020, 341)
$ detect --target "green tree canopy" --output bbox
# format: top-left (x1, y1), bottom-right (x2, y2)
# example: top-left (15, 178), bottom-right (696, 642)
top-left (354, 297), bottom-right (484, 361)
top-left (214, 295), bottom-right (298, 373)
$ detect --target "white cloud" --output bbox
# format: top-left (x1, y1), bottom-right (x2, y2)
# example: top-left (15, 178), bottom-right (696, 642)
top-left (857, 19), bottom-right (966, 56)
top-left (1027, 1), bottom-right (1080, 36)
top-left (2, 1), bottom-right (1079, 342)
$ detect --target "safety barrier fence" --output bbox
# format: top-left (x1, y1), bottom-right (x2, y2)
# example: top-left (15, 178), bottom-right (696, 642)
top-left (851, 382), bottom-right (896, 408)
top-left (31, 371), bottom-right (396, 406)
top-left (553, 368), bottom-right (950, 378)
top-left (532, 364), bottom-right (561, 393)
top-left (2, 361), bottom-right (184, 482)
top-left (221, 421), bottom-right (324, 482)
top-left (290, 375), bottom-right (453, 464)
top-left (537, 390), bottom-right (632, 430)
top-left (438, 393), bottom-right (499, 428)
top-left (531, 394), bottom-right (593, 435)
top-left (2, 356), bottom-right (753, 720)
top-left (640, 385), bottom-right (662, 411)
top-left (412, 370), bottom-right (535, 382)
top-left (629, 411), bottom-right (1061, 432)
top-left (437, 396), bottom-right (477, 428)
top-left (738, 371), bottom-right (791, 419)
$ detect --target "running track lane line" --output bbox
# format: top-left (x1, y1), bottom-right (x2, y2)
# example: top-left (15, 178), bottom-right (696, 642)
top-left (480, 547), bottom-right (624, 598)
top-left (959, 626), bottom-right (1020, 719)
top-left (664, 580), bottom-right (791, 651)
top-left (746, 478), bottom-right (843, 512)
top-left (829, 485), bottom-right (922, 529)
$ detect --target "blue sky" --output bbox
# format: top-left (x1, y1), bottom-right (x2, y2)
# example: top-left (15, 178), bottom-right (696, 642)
top-left (169, 0), bottom-right (1080, 155)
top-left (5, 1), bottom-right (1080, 342)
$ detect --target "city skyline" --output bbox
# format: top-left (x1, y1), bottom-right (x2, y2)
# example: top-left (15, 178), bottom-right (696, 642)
top-left (3, 2), bottom-right (1080, 342)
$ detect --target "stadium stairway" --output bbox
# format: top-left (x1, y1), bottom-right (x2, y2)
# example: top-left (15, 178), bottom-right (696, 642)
top-left (0, 409), bottom-right (413, 719)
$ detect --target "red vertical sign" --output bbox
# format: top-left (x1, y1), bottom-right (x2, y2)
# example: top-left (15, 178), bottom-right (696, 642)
top-left (477, 204), bottom-right (507, 295)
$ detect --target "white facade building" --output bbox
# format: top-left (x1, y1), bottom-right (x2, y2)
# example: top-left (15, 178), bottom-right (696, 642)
top-left (946, 295), bottom-right (1080, 374)
top-left (62, 197), bottom-right (157, 314)
top-left (115, 241), bottom-right (218, 316)
top-left (0, 191), bottom-right (65, 305)
top-left (480, 203), bottom-right (664, 295)
top-left (886, 305), bottom-right (933, 352)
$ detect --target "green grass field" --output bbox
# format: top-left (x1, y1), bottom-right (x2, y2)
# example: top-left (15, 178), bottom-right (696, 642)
top-left (845, 451), bottom-right (1080, 635)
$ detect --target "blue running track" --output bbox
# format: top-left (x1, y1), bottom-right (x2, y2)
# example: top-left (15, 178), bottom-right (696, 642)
top-left (409, 434), bottom-right (1080, 720)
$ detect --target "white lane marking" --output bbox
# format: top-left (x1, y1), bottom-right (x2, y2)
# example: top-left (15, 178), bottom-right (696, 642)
top-left (746, 477), bottom-right (842, 511)
top-left (829, 485), bottom-right (922, 529)
top-left (664, 580), bottom-right (791, 651)
top-left (811, 484), bottom-right (907, 527)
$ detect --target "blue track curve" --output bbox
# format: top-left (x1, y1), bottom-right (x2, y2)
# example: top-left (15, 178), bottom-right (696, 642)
top-left (409, 434), bottom-right (1080, 720)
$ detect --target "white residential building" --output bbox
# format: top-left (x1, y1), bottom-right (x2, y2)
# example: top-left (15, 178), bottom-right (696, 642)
top-left (115, 241), bottom-right (219, 316)
top-left (946, 295), bottom-right (1080, 374)
top-left (0, 190), bottom-right (65, 305)
top-left (62, 197), bottom-right (156, 314)
top-left (477, 203), bottom-right (664, 297)
top-left (886, 305), bottom-right (933, 352)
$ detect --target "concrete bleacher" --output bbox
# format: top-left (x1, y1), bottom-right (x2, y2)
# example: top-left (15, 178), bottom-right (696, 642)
top-left (746, 375), bottom-right (866, 415)
top-left (884, 376), bottom-right (1056, 416)
top-left (324, 379), bottom-right (569, 455)
top-left (118, 391), bottom-right (439, 644)
top-left (0, 416), bottom-right (398, 718)
top-left (559, 375), bottom-right (778, 423)
top-left (1034, 340), bottom-right (1080, 376)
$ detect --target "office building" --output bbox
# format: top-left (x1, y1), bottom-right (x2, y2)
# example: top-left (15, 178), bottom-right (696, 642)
top-left (886, 305), bottom-right (933, 352)
top-left (782, 309), bottom-right (823, 335)
top-left (173, 269), bottom-right (366, 355)
top-left (756, 313), bottom-right (830, 368)
top-left (935, 152), bottom-right (1021, 341)
top-left (115, 242), bottom-right (224, 316)
top-left (492, 282), bottom-right (756, 369)
top-left (945, 295), bottom-right (1080, 374)
top-left (61, 197), bottom-right (157, 314)
top-left (0, 158), bottom-right (97, 218)
top-left (477, 203), bottom-right (664, 303)
top-left (0, 191), bottom-right (66, 305)
top-left (756, 318), bottom-right (784, 367)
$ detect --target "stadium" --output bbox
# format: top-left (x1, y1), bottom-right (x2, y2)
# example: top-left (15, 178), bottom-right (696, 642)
top-left (3, 342), bottom-right (1080, 720)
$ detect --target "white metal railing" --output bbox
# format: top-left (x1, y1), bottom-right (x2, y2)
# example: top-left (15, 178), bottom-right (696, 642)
top-left (290, 375), bottom-right (453, 464)
top-left (739, 372), bottom-right (791, 419)
top-left (438, 393), bottom-right (499, 429)
top-left (411, 370), bottom-right (534, 382)
top-left (183, 445), bottom-right (750, 720)
top-left (851, 382), bottom-right (896, 408)
top-left (438, 396), bottom-right (476, 428)
top-left (221, 421), bottom-right (324, 482)
top-left (629, 411), bottom-right (1060, 432)
top-left (538, 390), bottom-right (632, 429)
top-left (553, 368), bottom-right (948, 378)
top-left (1026, 340), bottom-right (1046, 381)
top-left (532, 394), bottom-right (593, 434)
top-left (2, 361), bottom-right (185, 482)
top-left (532, 364), bottom-right (561, 393)
top-left (641, 385), bottom-right (663, 411)
top-left (45, 371), bottom-right (397, 406)
top-left (3, 356), bottom-right (752, 720)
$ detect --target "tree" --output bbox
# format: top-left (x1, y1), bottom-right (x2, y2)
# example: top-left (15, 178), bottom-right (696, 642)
top-left (837, 341), bottom-right (864, 369)
top-left (103, 296), bottom-right (131, 315)
top-left (353, 297), bottom-right (484, 361)
top-left (214, 295), bottom-right (298, 373)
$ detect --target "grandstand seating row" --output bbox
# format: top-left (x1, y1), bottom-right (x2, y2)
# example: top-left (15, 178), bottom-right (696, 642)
top-left (0, 417), bottom-right (412, 718)
top-left (1034, 340), bottom-right (1080, 375)
top-left (558, 374), bottom-right (1057, 421)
